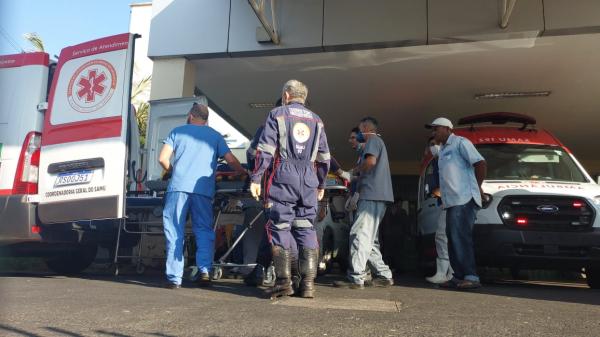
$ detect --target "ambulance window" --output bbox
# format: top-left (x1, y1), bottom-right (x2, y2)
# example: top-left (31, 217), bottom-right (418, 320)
top-left (476, 144), bottom-right (587, 183)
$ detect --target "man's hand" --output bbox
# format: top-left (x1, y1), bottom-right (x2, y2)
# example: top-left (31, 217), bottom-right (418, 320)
top-left (339, 170), bottom-right (352, 182)
top-left (250, 182), bottom-right (261, 201)
top-left (317, 188), bottom-right (325, 201)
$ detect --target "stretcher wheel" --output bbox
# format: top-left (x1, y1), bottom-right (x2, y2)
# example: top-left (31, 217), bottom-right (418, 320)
top-left (112, 264), bottom-right (120, 276)
top-left (211, 266), bottom-right (223, 280)
top-left (136, 263), bottom-right (146, 275)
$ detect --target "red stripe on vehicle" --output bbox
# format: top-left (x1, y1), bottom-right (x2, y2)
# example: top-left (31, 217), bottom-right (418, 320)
top-left (0, 189), bottom-right (13, 195)
top-left (42, 117), bottom-right (122, 146)
top-left (0, 52), bottom-right (48, 69)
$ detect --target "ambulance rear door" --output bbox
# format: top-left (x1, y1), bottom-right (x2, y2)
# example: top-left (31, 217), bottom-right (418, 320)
top-left (37, 33), bottom-right (136, 224)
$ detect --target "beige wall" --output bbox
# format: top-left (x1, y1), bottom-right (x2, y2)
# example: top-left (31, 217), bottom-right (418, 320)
top-left (150, 58), bottom-right (196, 100)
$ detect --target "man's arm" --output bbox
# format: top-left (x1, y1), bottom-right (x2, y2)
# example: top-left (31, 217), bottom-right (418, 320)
top-left (251, 112), bottom-right (278, 183)
top-left (474, 160), bottom-right (487, 187)
top-left (158, 144), bottom-right (173, 171)
top-left (359, 154), bottom-right (377, 173)
top-left (223, 152), bottom-right (246, 176)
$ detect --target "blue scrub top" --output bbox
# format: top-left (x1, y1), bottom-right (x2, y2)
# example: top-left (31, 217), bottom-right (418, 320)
top-left (164, 124), bottom-right (230, 197)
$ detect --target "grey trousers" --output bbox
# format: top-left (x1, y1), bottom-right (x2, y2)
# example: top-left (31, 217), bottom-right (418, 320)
top-left (435, 209), bottom-right (449, 261)
top-left (348, 200), bottom-right (393, 284)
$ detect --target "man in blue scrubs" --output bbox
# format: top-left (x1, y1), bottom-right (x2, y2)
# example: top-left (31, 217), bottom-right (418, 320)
top-left (159, 103), bottom-right (245, 289)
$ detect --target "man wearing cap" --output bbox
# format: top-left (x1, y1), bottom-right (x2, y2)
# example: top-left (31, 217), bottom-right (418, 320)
top-left (427, 117), bottom-right (487, 289)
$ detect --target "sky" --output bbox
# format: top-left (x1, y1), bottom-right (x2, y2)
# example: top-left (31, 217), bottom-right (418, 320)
top-left (0, 0), bottom-right (146, 58)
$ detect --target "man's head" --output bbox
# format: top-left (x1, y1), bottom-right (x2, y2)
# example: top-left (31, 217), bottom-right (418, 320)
top-left (189, 103), bottom-right (209, 124)
top-left (426, 117), bottom-right (453, 144)
top-left (281, 79), bottom-right (308, 105)
top-left (359, 116), bottom-right (378, 134)
top-left (349, 127), bottom-right (361, 149)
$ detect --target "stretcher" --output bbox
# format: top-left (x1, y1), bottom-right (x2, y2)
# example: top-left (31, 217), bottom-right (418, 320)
top-left (111, 179), bottom-right (266, 279)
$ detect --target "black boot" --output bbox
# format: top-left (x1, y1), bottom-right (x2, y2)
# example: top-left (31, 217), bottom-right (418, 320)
top-left (290, 252), bottom-right (301, 293)
top-left (243, 264), bottom-right (265, 287)
top-left (299, 248), bottom-right (318, 298)
top-left (268, 246), bottom-right (294, 299)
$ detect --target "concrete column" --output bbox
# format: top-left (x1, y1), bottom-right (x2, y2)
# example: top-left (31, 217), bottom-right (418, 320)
top-left (149, 58), bottom-right (196, 100)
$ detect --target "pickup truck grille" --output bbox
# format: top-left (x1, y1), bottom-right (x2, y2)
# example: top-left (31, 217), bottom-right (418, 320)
top-left (497, 195), bottom-right (595, 232)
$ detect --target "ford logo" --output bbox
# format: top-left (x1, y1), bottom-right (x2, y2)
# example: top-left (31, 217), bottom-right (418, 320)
top-left (537, 205), bottom-right (559, 213)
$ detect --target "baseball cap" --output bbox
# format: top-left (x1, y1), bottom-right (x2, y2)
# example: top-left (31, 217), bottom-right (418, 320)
top-left (425, 117), bottom-right (453, 129)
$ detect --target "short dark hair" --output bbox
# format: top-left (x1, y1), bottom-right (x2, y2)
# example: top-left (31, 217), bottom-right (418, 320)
top-left (360, 116), bottom-right (378, 131)
top-left (350, 127), bottom-right (360, 134)
top-left (190, 103), bottom-right (209, 120)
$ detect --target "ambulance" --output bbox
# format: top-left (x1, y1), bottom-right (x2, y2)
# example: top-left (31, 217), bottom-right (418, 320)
top-left (417, 112), bottom-right (600, 288)
top-left (0, 33), bottom-right (142, 273)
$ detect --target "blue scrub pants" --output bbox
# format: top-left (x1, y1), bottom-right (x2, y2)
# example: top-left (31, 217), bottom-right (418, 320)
top-left (163, 191), bottom-right (214, 285)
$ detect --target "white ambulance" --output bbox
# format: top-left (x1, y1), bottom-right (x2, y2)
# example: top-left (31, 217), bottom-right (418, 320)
top-left (0, 33), bottom-right (141, 273)
top-left (417, 112), bottom-right (600, 289)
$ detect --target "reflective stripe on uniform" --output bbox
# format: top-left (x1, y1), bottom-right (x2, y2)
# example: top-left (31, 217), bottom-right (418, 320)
top-left (248, 147), bottom-right (257, 156)
top-left (276, 115), bottom-right (288, 159)
top-left (274, 222), bottom-right (291, 230)
top-left (316, 152), bottom-right (330, 162)
top-left (292, 219), bottom-right (313, 228)
top-left (257, 143), bottom-right (276, 155)
top-left (310, 122), bottom-right (323, 161)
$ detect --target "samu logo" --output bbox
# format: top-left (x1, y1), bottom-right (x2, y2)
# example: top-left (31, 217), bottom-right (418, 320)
top-left (67, 59), bottom-right (117, 113)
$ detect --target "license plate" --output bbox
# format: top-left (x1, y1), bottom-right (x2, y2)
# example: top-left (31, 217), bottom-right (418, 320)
top-left (55, 170), bottom-right (93, 187)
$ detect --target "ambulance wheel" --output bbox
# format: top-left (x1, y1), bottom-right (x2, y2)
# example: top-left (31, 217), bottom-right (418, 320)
top-left (212, 266), bottom-right (223, 280)
top-left (586, 267), bottom-right (600, 289)
top-left (135, 263), bottom-right (146, 275)
top-left (45, 244), bottom-right (98, 275)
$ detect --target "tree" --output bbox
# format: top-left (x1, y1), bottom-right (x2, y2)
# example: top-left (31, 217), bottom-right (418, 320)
top-left (23, 32), bottom-right (45, 52)
top-left (131, 75), bottom-right (152, 147)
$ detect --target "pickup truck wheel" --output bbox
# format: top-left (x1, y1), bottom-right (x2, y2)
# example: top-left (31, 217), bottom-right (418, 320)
top-left (586, 267), bottom-right (600, 289)
top-left (45, 244), bottom-right (98, 275)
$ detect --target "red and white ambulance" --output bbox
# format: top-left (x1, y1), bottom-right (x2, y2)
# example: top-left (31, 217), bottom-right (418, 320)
top-left (418, 112), bottom-right (600, 289)
top-left (0, 33), bottom-right (140, 273)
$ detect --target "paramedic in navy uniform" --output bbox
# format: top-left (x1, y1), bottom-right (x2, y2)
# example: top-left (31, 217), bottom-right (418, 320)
top-left (250, 79), bottom-right (331, 299)
top-left (159, 103), bottom-right (245, 289)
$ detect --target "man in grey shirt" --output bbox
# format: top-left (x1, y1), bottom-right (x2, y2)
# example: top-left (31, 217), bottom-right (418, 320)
top-left (334, 117), bottom-right (394, 289)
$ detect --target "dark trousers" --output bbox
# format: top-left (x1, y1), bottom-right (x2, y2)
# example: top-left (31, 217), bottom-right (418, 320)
top-left (445, 198), bottom-right (479, 282)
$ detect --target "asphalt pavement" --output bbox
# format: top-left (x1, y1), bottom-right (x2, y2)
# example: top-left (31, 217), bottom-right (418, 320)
top-left (1, 268), bottom-right (599, 337)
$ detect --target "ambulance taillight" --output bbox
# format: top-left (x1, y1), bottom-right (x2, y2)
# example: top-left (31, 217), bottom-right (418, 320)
top-left (12, 132), bottom-right (41, 195)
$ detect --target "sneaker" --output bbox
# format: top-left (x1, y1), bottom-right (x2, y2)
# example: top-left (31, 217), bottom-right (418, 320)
top-left (425, 272), bottom-right (452, 284)
top-left (197, 272), bottom-right (212, 287)
top-left (366, 277), bottom-right (394, 288)
top-left (333, 280), bottom-right (364, 289)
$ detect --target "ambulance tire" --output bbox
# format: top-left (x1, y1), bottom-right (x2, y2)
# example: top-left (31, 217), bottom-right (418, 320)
top-left (45, 244), bottom-right (98, 275)
top-left (586, 267), bottom-right (600, 289)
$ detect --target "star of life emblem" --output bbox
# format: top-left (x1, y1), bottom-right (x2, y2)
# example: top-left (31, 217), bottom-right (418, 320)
top-left (67, 59), bottom-right (117, 113)
top-left (292, 122), bottom-right (310, 144)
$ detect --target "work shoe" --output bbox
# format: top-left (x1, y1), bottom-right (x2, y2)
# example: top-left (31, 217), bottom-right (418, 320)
top-left (269, 246), bottom-right (294, 300)
top-left (162, 282), bottom-right (181, 289)
top-left (243, 264), bottom-right (265, 287)
top-left (365, 277), bottom-right (394, 288)
top-left (298, 248), bottom-right (318, 298)
top-left (332, 280), bottom-right (364, 289)
top-left (197, 272), bottom-right (212, 287)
